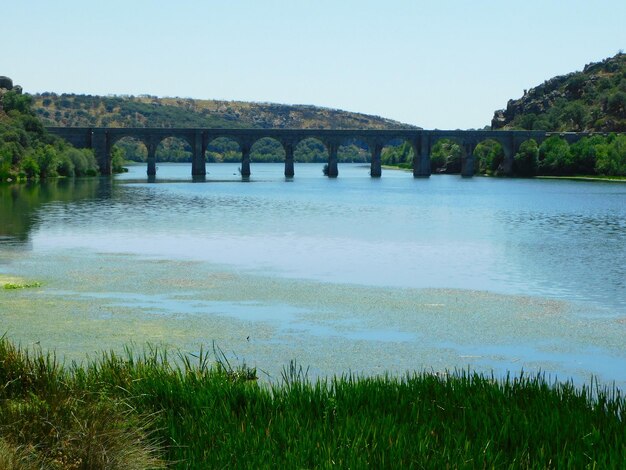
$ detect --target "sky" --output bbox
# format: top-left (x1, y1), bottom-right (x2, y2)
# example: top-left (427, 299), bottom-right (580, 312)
top-left (3, 0), bottom-right (625, 129)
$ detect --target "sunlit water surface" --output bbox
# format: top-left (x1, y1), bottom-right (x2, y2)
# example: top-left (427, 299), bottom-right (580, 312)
top-left (1, 163), bottom-right (625, 385)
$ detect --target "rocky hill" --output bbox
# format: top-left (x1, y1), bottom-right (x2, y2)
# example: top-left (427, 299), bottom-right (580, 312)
top-left (492, 53), bottom-right (626, 132)
top-left (30, 93), bottom-right (415, 130)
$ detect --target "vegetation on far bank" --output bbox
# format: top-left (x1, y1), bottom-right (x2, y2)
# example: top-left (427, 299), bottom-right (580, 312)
top-left (0, 90), bottom-right (101, 182)
top-left (0, 336), bottom-right (624, 469)
top-left (381, 133), bottom-right (626, 177)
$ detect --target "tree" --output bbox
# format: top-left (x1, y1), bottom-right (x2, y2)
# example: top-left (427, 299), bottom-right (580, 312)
top-left (111, 147), bottom-right (127, 173)
top-left (1, 91), bottom-right (32, 114)
top-left (475, 140), bottom-right (504, 175)
top-left (596, 134), bottom-right (626, 175)
top-left (538, 136), bottom-right (572, 175)
top-left (606, 92), bottom-right (626, 118)
top-left (560, 102), bottom-right (589, 131)
top-left (431, 139), bottom-right (462, 173)
top-left (569, 136), bottom-right (607, 175)
top-left (513, 140), bottom-right (538, 176)
top-left (381, 141), bottom-right (414, 168)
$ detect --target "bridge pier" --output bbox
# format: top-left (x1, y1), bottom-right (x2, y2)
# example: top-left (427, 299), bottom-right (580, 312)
top-left (327, 142), bottom-right (339, 178)
top-left (461, 143), bottom-right (475, 178)
top-left (284, 140), bottom-right (295, 177)
top-left (502, 146), bottom-right (514, 176)
top-left (370, 142), bottom-right (382, 177)
top-left (191, 130), bottom-right (206, 177)
top-left (147, 136), bottom-right (157, 176)
top-left (92, 130), bottom-right (110, 175)
top-left (413, 136), bottom-right (431, 178)
top-left (241, 142), bottom-right (251, 178)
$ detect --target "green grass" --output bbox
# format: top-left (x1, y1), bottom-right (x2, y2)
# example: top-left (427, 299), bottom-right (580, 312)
top-left (0, 337), bottom-right (624, 468)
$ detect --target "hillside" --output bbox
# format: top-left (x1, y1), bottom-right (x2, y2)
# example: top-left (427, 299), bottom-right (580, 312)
top-left (30, 93), bottom-right (414, 130)
top-left (492, 53), bottom-right (626, 132)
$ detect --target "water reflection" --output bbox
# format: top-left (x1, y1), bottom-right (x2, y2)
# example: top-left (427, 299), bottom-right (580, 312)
top-left (0, 178), bottom-right (107, 247)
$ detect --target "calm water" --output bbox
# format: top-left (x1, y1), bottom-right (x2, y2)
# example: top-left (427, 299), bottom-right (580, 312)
top-left (1, 163), bottom-right (625, 385)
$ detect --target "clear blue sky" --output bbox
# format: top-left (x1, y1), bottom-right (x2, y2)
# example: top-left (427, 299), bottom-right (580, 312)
top-left (4, 0), bottom-right (625, 129)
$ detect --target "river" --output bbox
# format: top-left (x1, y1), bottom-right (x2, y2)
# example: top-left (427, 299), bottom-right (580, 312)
top-left (1, 163), bottom-right (625, 385)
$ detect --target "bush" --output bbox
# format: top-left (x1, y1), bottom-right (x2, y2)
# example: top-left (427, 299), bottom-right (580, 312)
top-left (66, 148), bottom-right (98, 176)
top-left (381, 141), bottom-right (414, 167)
top-left (57, 153), bottom-right (75, 177)
top-left (20, 156), bottom-right (40, 179)
top-left (607, 91), bottom-right (626, 118)
top-left (111, 147), bottom-right (127, 173)
top-left (570, 136), bottom-right (607, 175)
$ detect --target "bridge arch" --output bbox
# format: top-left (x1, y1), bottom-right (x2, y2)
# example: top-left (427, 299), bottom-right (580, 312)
top-left (249, 136), bottom-right (289, 176)
top-left (108, 131), bottom-right (199, 176)
top-left (474, 139), bottom-right (505, 176)
top-left (380, 137), bottom-right (415, 171)
top-left (109, 136), bottom-right (147, 174)
top-left (429, 136), bottom-right (467, 174)
top-left (206, 136), bottom-right (242, 163)
top-left (110, 136), bottom-right (148, 161)
top-left (291, 137), bottom-right (329, 176)
top-left (336, 138), bottom-right (369, 163)
top-left (293, 137), bottom-right (329, 163)
top-left (157, 136), bottom-right (193, 163)
top-left (250, 137), bottom-right (286, 162)
top-left (485, 132), bottom-right (548, 176)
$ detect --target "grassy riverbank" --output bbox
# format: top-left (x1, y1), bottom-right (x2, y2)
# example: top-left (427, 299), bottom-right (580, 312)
top-left (0, 337), bottom-right (624, 469)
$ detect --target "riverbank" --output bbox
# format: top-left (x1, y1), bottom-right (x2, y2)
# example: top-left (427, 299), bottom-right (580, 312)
top-left (383, 164), bottom-right (626, 181)
top-left (536, 175), bottom-right (626, 182)
top-left (0, 336), bottom-right (624, 469)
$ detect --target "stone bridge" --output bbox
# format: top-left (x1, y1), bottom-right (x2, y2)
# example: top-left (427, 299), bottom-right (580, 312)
top-left (46, 127), bottom-right (598, 178)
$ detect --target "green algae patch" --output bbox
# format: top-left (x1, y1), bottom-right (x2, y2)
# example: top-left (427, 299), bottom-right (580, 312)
top-left (0, 275), bottom-right (42, 290)
top-left (3, 282), bottom-right (42, 290)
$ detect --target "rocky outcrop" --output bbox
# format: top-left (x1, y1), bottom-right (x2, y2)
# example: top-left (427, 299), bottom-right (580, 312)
top-left (0, 76), bottom-right (22, 94)
top-left (492, 53), bottom-right (626, 131)
top-left (0, 76), bottom-right (13, 90)
top-left (491, 76), bottom-right (572, 129)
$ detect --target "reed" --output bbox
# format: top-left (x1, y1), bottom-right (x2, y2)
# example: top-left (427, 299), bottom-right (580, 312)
top-left (0, 336), bottom-right (624, 468)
